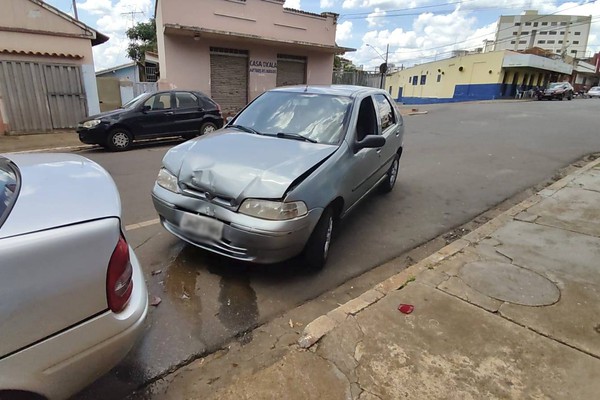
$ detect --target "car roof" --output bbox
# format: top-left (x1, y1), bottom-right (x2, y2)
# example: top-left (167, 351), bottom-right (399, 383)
top-left (270, 85), bottom-right (389, 98)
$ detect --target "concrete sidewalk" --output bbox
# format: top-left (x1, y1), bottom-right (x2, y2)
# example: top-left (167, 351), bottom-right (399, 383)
top-left (145, 156), bottom-right (600, 400)
top-left (0, 131), bottom-right (89, 153)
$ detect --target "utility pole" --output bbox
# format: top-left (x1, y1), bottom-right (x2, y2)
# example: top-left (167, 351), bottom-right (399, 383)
top-left (72, 0), bottom-right (78, 20)
top-left (379, 43), bottom-right (389, 90)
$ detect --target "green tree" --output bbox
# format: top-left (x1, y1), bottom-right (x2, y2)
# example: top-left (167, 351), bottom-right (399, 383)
top-left (126, 19), bottom-right (157, 64)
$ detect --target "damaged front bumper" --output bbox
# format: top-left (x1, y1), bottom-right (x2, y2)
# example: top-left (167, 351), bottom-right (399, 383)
top-left (151, 184), bottom-right (323, 264)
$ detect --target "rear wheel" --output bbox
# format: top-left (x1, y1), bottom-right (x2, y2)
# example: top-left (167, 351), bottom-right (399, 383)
top-left (568, 93), bottom-right (573, 100)
top-left (381, 153), bottom-right (400, 193)
top-left (106, 128), bottom-right (132, 151)
top-left (200, 122), bottom-right (218, 135)
top-left (303, 207), bottom-right (334, 271)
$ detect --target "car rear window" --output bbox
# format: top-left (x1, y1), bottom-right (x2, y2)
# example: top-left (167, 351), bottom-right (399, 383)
top-left (0, 158), bottom-right (19, 227)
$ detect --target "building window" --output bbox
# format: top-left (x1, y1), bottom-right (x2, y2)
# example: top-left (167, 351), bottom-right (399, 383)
top-left (525, 22), bottom-right (531, 26)
top-left (571, 50), bottom-right (577, 54)
top-left (547, 40), bottom-right (555, 44)
top-left (515, 22), bottom-right (521, 26)
top-left (542, 22), bottom-right (548, 26)
top-left (521, 31), bottom-right (529, 35)
top-left (549, 31), bottom-right (557, 35)
top-left (539, 31), bottom-right (547, 35)
top-left (510, 40), bottom-right (516, 44)
top-left (573, 41), bottom-right (579, 44)
top-left (558, 40), bottom-right (563, 44)
top-left (551, 22), bottom-right (557, 26)
top-left (513, 31), bottom-right (518, 35)
top-left (560, 22), bottom-right (567, 26)
top-left (437, 74), bottom-right (441, 82)
top-left (538, 40), bottom-right (546, 44)
top-left (420, 75), bottom-right (426, 85)
top-left (533, 22), bottom-right (538, 27)
top-left (559, 31), bottom-right (565, 35)
top-left (412, 76), bottom-right (418, 85)
top-left (519, 40), bottom-right (527, 44)
top-left (575, 31), bottom-right (581, 35)
top-left (408, 77), bottom-right (411, 83)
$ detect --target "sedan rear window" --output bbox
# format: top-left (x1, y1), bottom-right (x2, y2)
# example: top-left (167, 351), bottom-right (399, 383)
top-left (0, 159), bottom-right (19, 226)
top-left (233, 92), bottom-right (352, 145)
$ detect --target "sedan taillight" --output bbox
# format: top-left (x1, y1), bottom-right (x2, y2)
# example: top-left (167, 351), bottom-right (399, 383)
top-left (107, 234), bottom-right (133, 313)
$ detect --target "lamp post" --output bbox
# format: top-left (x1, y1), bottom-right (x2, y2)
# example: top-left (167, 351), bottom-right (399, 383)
top-left (366, 43), bottom-right (389, 89)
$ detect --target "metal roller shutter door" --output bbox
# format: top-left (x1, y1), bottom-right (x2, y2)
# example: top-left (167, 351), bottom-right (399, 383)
top-left (276, 55), bottom-right (306, 87)
top-left (210, 49), bottom-right (248, 115)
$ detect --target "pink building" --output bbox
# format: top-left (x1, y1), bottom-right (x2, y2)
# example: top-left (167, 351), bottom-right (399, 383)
top-left (155, 0), bottom-right (351, 115)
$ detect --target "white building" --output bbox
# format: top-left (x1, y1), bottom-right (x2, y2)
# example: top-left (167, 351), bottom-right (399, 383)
top-left (493, 10), bottom-right (591, 59)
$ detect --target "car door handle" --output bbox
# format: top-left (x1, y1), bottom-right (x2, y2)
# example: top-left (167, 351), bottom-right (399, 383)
top-left (164, 111), bottom-right (174, 115)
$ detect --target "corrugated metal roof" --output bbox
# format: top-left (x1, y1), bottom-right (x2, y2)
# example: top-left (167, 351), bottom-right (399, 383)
top-left (0, 49), bottom-right (83, 59)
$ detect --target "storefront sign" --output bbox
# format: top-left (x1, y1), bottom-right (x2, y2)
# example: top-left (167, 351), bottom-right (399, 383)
top-left (249, 59), bottom-right (277, 74)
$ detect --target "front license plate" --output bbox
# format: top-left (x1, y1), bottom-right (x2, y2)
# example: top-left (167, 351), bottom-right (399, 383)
top-left (180, 213), bottom-right (224, 240)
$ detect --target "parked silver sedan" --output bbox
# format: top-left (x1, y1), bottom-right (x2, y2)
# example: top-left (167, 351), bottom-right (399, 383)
top-left (152, 85), bottom-right (404, 269)
top-left (0, 154), bottom-right (147, 399)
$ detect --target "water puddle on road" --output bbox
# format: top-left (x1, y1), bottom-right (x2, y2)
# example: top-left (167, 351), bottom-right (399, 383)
top-left (162, 244), bottom-right (259, 343)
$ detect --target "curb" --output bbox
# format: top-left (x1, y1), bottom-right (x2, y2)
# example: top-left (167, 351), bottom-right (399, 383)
top-left (298, 155), bottom-right (600, 349)
top-left (5, 144), bottom-right (94, 154)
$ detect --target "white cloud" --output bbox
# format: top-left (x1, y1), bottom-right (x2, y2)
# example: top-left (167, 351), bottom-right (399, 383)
top-left (366, 7), bottom-right (386, 27)
top-left (337, 20), bottom-right (353, 41)
top-left (343, 0), bottom-right (416, 9)
top-left (283, 0), bottom-right (301, 9)
top-left (320, 0), bottom-right (335, 8)
top-left (77, 0), bottom-right (112, 15)
top-left (81, 0), bottom-right (153, 70)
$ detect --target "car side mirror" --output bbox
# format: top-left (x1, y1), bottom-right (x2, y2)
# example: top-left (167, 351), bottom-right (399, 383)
top-left (355, 134), bottom-right (386, 153)
top-left (141, 105), bottom-right (151, 112)
top-left (225, 116), bottom-right (234, 124)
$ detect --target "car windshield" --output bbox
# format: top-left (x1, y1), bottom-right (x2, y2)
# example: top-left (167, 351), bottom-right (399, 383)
top-left (121, 93), bottom-right (150, 109)
top-left (548, 83), bottom-right (566, 89)
top-left (232, 91), bottom-right (352, 145)
top-left (0, 160), bottom-right (18, 223)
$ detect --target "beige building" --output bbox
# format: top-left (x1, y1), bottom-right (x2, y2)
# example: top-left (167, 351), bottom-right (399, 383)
top-left (386, 50), bottom-right (573, 104)
top-left (155, 0), bottom-right (350, 115)
top-left (0, 0), bottom-right (107, 134)
top-left (494, 10), bottom-right (591, 59)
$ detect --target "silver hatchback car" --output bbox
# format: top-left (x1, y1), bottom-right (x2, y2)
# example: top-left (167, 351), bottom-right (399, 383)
top-left (152, 85), bottom-right (404, 269)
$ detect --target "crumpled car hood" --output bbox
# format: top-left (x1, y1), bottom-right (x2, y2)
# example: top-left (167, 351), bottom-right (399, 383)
top-left (163, 129), bottom-right (337, 202)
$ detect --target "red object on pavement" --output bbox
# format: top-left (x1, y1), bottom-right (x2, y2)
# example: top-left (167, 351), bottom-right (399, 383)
top-left (398, 304), bottom-right (414, 314)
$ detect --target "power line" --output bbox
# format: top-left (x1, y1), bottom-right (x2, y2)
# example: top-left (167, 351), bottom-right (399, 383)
top-left (383, 2), bottom-right (596, 56)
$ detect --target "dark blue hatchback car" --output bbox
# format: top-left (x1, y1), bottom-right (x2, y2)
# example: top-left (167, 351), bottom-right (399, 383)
top-left (77, 90), bottom-right (223, 151)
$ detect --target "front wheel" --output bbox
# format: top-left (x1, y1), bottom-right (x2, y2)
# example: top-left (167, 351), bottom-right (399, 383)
top-left (106, 128), bottom-right (132, 151)
top-left (380, 154), bottom-right (400, 193)
top-left (303, 207), bottom-right (334, 271)
top-left (200, 122), bottom-right (218, 135)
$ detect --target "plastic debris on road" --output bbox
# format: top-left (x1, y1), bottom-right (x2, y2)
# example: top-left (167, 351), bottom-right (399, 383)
top-left (398, 304), bottom-right (414, 314)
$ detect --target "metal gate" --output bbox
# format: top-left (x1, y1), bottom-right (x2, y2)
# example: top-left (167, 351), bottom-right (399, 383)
top-left (0, 61), bottom-right (87, 133)
top-left (276, 54), bottom-right (306, 87)
top-left (210, 47), bottom-right (248, 116)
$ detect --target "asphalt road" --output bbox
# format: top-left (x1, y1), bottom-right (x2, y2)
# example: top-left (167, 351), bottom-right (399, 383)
top-left (74, 98), bottom-right (600, 399)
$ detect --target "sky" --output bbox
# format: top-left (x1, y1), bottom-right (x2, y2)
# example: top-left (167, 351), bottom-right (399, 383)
top-left (44, 0), bottom-right (600, 72)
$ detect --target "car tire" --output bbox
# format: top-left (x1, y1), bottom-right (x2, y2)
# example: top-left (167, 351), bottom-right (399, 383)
top-left (106, 128), bottom-right (133, 151)
top-left (381, 153), bottom-right (400, 193)
top-left (568, 93), bottom-right (573, 100)
top-left (200, 122), bottom-right (218, 135)
top-left (303, 207), bottom-right (334, 271)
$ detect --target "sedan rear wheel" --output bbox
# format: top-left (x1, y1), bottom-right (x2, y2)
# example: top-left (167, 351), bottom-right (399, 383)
top-left (106, 128), bottom-right (132, 151)
top-left (303, 207), bottom-right (333, 271)
top-left (200, 122), bottom-right (218, 135)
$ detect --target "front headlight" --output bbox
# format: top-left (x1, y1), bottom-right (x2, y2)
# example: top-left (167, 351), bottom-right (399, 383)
top-left (239, 199), bottom-right (308, 220)
top-left (156, 168), bottom-right (178, 192)
top-left (81, 119), bottom-right (102, 129)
